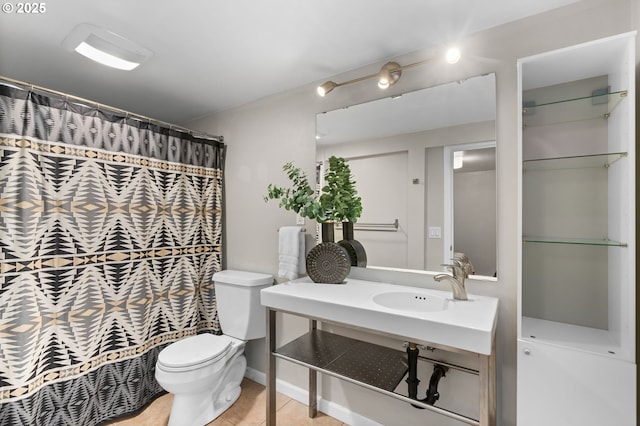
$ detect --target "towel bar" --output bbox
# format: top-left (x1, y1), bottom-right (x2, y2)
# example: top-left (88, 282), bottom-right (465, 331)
top-left (336, 219), bottom-right (399, 232)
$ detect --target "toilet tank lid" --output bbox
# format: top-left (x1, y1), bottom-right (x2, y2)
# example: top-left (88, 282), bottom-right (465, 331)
top-left (212, 270), bottom-right (273, 287)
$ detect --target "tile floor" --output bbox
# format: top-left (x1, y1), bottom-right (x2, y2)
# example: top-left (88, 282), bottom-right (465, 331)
top-left (107, 378), bottom-right (347, 426)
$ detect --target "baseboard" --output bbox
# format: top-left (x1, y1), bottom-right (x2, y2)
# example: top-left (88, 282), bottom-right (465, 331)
top-left (245, 367), bottom-right (382, 426)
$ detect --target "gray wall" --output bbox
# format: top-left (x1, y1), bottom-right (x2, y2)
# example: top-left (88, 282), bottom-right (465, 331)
top-left (187, 1), bottom-right (639, 424)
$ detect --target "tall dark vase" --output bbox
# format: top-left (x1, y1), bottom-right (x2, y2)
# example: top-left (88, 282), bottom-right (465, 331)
top-left (305, 222), bottom-right (351, 284)
top-left (338, 222), bottom-right (367, 267)
top-left (321, 222), bottom-right (335, 243)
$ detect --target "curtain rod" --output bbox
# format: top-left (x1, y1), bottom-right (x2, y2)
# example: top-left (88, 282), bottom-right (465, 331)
top-left (0, 75), bottom-right (223, 143)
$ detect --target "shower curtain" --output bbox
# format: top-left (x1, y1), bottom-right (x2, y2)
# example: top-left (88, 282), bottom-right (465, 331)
top-left (0, 81), bottom-right (225, 425)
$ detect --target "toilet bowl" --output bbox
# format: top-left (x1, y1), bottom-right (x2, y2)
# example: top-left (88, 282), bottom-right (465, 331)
top-left (155, 334), bottom-right (246, 426)
top-left (154, 270), bottom-right (273, 426)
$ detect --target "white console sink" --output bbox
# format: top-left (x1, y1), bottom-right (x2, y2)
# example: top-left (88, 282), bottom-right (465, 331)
top-left (261, 277), bottom-right (498, 355)
top-left (372, 290), bottom-right (449, 313)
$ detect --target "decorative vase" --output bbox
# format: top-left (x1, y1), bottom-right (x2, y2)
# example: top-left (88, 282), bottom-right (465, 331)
top-left (306, 222), bottom-right (351, 284)
top-left (338, 221), bottom-right (367, 267)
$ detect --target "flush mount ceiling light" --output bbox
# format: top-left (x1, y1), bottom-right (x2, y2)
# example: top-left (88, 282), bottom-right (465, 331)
top-left (63, 23), bottom-right (152, 71)
top-left (317, 47), bottom-right (461, 96)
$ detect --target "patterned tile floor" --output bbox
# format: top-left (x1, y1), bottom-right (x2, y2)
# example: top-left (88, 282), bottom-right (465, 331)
top-left (107, 378), bottom-right (347, 426)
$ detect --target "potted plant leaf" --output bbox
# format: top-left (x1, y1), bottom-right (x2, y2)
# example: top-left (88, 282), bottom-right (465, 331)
top-left (319, 156), bottom-right (362, 223)
top-left (264, 161), bottom-right (325, 222)
top-left (319, 156), bottom-right (366, 267)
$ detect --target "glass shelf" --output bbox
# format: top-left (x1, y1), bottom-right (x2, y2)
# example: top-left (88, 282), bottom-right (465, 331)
top-left (523, 152), bottom-right (627, 171)
top-left (522, 236), bottom-right (627, 247)
top-left (523, 90), bottom-right (627, 128)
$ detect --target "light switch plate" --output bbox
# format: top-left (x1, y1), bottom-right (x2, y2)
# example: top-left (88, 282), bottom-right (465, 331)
top-left (428, 226), bottom-right (441, 239)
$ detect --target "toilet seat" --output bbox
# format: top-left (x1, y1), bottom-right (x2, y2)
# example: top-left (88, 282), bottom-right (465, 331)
top-left (158, 334), bottom-right (234, 372)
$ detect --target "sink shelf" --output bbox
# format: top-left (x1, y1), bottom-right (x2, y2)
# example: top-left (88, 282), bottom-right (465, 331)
top-left (275, 329), bottom-right (408, 392)
top-left (275, 329), bottom-right (481, 425)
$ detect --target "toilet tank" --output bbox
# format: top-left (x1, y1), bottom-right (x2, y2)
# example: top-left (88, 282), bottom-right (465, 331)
top-left (212, 270), bottom-right (273, 340)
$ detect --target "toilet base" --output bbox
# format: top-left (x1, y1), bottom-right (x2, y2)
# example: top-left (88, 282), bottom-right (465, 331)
top-left (211, 384), bottom-right (241, 420)
top-left (166, 353), bottom-right (247, 426)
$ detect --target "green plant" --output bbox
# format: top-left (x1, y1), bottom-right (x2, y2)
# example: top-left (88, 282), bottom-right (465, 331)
top-left (264, 162), bottom-right (326, 222)
top-left (320, 156), bottom-right (362, 223)
top-left (264, 156), bottom-right (362, 223)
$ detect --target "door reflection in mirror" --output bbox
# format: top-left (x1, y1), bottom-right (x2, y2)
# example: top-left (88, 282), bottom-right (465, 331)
top-left (444, 143), bottom-right (497, 277)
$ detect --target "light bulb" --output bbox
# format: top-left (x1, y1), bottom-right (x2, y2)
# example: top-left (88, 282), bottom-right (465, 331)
top-left (445, 47), bottom-right (461, 64)
top-left (317, 81), bottom-right (336, 97)
top-left (377, 62), bottom-right (401, 90)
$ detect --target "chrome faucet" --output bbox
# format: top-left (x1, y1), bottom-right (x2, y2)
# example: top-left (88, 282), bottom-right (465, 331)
top-left (453, 253), bottom-right (474, 278)
top-left (433, 256), bottom-right (470, 300)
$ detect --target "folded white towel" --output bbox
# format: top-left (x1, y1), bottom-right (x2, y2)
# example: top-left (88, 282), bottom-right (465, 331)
top-left (278, 226), bottom-right (305, 280)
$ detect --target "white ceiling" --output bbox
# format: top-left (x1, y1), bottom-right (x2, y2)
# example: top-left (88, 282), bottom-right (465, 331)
top-left (0, 0), bottom-right (578, 125)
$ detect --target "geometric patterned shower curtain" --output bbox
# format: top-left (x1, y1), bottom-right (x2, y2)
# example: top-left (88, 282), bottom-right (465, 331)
top-left (0, 81), bottom-right (224, 425)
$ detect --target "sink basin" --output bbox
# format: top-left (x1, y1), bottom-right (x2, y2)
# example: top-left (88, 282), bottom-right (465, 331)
top-left (261, 277), bottom-right (499, 355)
top-left (372, 291), bottom-right (448, 313)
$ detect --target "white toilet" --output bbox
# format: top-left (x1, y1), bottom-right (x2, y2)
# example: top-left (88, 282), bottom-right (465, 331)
top-left (155, 270), bottom-right (273, 426)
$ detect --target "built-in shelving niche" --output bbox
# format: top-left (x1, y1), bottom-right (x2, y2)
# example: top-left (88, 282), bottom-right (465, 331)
top-left (517, 31), bottom-right (636, 426)
top-left (520, 73), bottom-right (632, 359)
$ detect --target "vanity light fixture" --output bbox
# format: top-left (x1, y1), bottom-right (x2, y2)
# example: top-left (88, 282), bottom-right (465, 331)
top-left (316, 73), bottom-right (377, 97)
top-left (377, 62), bottom-right (402, 89)
top-left (317, 47), bottom-right (461, 96)
top-left (317, 81), bottom-right (338, 96)
top-left (63, 23), bottom-right (152, 71)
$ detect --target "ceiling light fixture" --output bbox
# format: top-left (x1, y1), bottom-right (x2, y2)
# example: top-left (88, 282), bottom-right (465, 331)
top-left (63, 23), bottom-right (152, 71)
top-left (317, 47), bottom-right (462, 96)
top-left (377, 62), bottom-right (402, 89)
top-left (317, 81), bottom-right (338, 96)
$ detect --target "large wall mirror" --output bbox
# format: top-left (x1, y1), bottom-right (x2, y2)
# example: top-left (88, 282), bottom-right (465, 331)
top-left (316, 73), bottom-right (497, 279)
